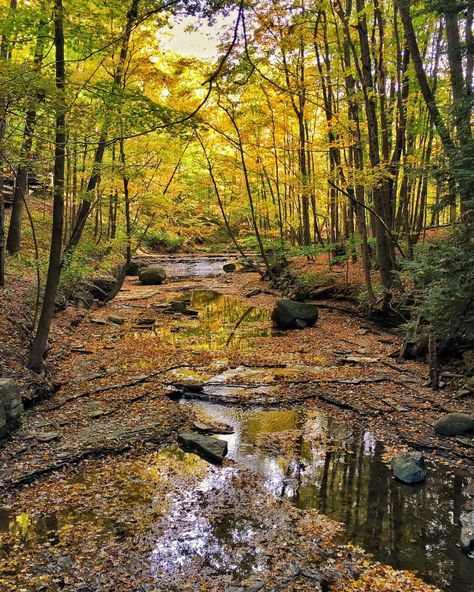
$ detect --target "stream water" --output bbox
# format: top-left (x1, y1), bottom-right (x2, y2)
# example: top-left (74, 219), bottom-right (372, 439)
top-left (177, 400), bottom-right (474, 592)
top-left (139, 255), bottom-right (238, 278)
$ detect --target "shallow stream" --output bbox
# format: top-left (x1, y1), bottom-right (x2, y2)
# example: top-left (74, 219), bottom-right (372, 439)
top-left (178, 400), bottom-right (474, 592)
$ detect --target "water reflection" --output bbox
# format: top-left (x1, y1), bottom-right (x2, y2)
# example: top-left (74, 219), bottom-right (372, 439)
top-left (182, 401), bottom-right (474, 592)
top-left (150, 464), bottom-right (267, 585)
top-left (155, 290), bottom-right (272, 351)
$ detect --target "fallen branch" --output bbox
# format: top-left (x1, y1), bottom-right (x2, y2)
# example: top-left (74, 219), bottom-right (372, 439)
top-left (40, 364), bottom-right (189, 411)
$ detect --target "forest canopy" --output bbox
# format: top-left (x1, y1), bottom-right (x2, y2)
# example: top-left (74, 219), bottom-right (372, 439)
top-left (0, 0), bottom-right (472, 369)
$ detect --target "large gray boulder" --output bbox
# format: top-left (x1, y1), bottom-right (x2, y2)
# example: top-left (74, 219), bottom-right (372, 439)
top-left (272, 299), bottom-right (318, 330)
top-left (391, 452), bottom-right (426, 484)
top-left (178, 432), bottom-right (228, 464)
top-left (434, 413), bottom-right (474, 436)
top-left (139, 266), bottom-right (166, 285)
top-left (0, 379), bottom-right (23, 439)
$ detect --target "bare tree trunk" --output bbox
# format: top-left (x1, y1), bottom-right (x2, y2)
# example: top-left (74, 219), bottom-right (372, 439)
top-left (28, 0), bottom-right (66, 371)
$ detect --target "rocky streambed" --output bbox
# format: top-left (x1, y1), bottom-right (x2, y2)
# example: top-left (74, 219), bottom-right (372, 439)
top-left (0, 255), bottom-right (473, 592)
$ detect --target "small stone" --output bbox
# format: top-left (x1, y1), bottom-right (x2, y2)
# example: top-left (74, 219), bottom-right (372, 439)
top-left (223, 262), bottom-right (237, 273)
top-left (341, 356), bottom-right (378, 364)
top-left (245, 582), bottom-right (265, 592)
top-left (108, 316), bottom-right (125, 325)
top-left (135, 317), bottom-right (156, 326)
top-left (90, 318), bottom-right (107, 325)
top-left (181, 309), bottom-right (199, 317)
top-left (169, 301), bottom-right (188, 312)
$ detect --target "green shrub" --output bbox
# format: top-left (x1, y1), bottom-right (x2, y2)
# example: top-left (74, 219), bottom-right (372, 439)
top-left (401, 224), bottom-right (474, 346)
top-left (143, 229), bottom-right (184, 253)
top-left (57, 258), bottom-right (88, 303)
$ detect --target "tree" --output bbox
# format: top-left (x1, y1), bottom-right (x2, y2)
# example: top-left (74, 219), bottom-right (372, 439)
top-left (28, 0), bottom-right (66, 371)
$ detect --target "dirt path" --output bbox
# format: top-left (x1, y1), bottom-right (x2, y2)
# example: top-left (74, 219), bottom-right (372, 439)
top-left (0, 262), bottom-right (472, 591)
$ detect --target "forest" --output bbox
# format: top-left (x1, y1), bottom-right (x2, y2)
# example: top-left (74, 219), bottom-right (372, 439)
top-left (0, 0), bottom-right (473, 591)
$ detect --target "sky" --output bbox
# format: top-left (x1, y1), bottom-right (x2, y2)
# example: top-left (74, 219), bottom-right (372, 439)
top-left (160, 13), bottom-right (236, 60)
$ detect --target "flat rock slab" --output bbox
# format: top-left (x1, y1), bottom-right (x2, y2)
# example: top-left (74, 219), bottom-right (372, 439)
top-left (178, 431), bottom-right (228, 464)
top-left (35, 431), bottom-right (60, 443)
top-left (192, 420), bottom-right (234, 435)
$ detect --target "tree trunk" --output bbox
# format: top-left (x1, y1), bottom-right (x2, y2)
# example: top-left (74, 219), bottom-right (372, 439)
top-left (28, 0), bottom-right (66, 371)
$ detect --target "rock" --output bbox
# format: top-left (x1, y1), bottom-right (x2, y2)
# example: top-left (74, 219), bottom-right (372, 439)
top-left (460, 510), bottom-right (474, 554)
top-left (73, 291), bottom-right (94, 309)
top-left (135, 317), bottom-right (156, 326)
top-left (341, 356), bottom-right (378, 364)
top-left (271, 299), bottom-right (318, 330)
top-left (169, 300), bottom-right (188, 312)
top-left (0, 379), bottom-right (23, 439)
top-left (223, 262), bottom-right (237, 273)
top-left (391, 452), bottom-right (426, 484)
top-left (173, 381), bottom-right (204, 393)
top-left (108, 316), bottom-right (125, 325)
top-left (128, 259), bottom-right (148, 276)
top-left (139, 267), bottom-right (166, 285)
top-left (434, 412), bottom-right (474, 436)
top-left (245, 583), bottom-right (264, 592)
top-left (88, 276), bottom-right (116, 301)
top-left (181, 309), bottom-right (199, 317)
top-left (90, 318), bottom-right (107, 325)
top-left (177, 432), bottom-right (228, 464)
top-left (35, 431), bottom-right (60, 443)
top-left (457, 376), bottom-right (474, 396)
top-left (192, 421), bottom-right (234, 435)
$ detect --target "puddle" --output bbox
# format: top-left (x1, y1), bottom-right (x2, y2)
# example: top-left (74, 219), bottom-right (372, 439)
top-left (131, 290), bottom-right (273, 351)
top-left (139, 255), bottom-right (238, 278)
top-left (177, 401), bottom-right (474, 592)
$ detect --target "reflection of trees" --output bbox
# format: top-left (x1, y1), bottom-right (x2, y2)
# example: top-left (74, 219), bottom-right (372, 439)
top-left (163, 290), bottom-right (271, 350)
top-left (293, 420), bottom-right (473, 592)
top-left (188, 403), bottom-right (474, 592)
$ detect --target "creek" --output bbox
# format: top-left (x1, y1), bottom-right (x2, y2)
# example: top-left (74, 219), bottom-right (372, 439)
top-left (1, 256), bottom-right (472, 591)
